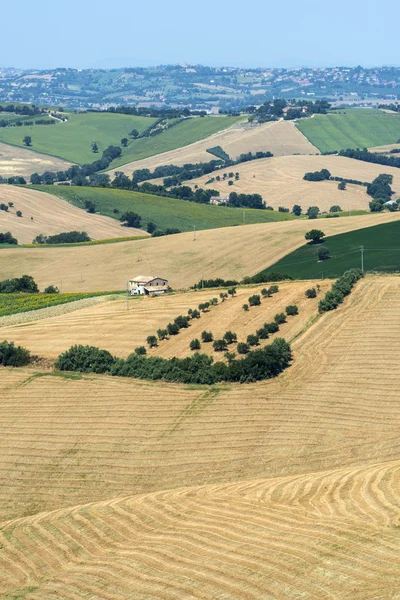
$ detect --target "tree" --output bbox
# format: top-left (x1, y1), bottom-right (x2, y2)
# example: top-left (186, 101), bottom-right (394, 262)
top-left (248, 294), bottom-right (261, 307)
top-left (305, 288), bottom-right (317, 298)
top-left (237, 342), bottom-right (249, 354)
top-left (91, 142), bottom-right (99, 153)
top-left (246, 334), bottom-right (259, 347)
top-left (330, 205), bottom-right (342, 212)
top-left (134, 346), bottom-right (147, 355)
top-left (16, 210), bottom-right (22, 217)
top-left (201, 330), bottom-right (214, 343)
top-left (242, 303), bottom-right (249, 311)
top-left (23, 136), bottom-right (32, 146)
top-left (318, 246), bottom-right (330, 261)
top-left (147, 221), bottom-right (157, 234)
top-left (219, 292), bottom-right (228, 302)
top-left (147, 335), bottom-right (158, 348)
top-left (292, 204), bottom-right (302, 216)
top-left (306, 206), bottom-right (320, 219)
top-left (190, 338), bottom-right (201, 351)
top-left (338, 181), bottom-right (346, 191)
top-left (167, 323), bottom-right (180, 336)
top-left (305, 229), bottom-right (325, 244)
top-left (274, 313), bottom-right (287, 324)
top-left (157, 328), bottom-right (168, 340)
top-left (30, 172), bottom-right (42, 184)
top-left (174, 315), bottom-right (190, 328)
top-left (223, 331), bottom-right (237, 344)
top-left (256, 327), bottom-right (269, 339)
top-left (120, 212), bottom-right (141, 228)
top-left (198, 302), bottom-right (210, 312)
top-left (121, 138), bottom-right (128, 147)
top-left (130, 129), bottom-right (139, 138)
top-left (44, 285), bottom-right (59, 294)
top-left (228, 287), bottom-right (237, 297)
top-left (190, 309), bottom-right (201, 319)
top-left (213, 339), bottom-right (228, 352)
top-left (286, 305), bottom-right (299, 316)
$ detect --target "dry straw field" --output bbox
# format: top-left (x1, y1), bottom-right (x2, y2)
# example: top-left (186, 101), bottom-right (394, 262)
top-left (1, 275), bottom-right (400, 597)
top-left (189, 154), bottom-right (400, 212)
top-left (0, 281), bottom-right (331, 359)
top-left (0, 212), bottom-right (399, 291)
top-left (0, 185), bottom-right (146, 243)
top-left (109, 120), bottom-right (318, 176)
top-left (0, 141), bottom-right (72, 178)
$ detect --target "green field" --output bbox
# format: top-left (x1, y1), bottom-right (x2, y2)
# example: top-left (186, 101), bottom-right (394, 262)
top-left (0, 113), bottom-right (242, 168)
top-left (32, 185), bottom-right (296, 232)
top-left (296, 109), bottom-right (400, 153)
top-left (0, 291), bottom-right (118, 317)
top-left (257, 221), bottom-right (400, 279)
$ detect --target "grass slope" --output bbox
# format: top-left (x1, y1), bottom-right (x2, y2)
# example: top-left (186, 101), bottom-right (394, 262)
top-left (296, 108), bottom-right (400, 153)
top-left (259, 220), bottom-right (400, 279)
top-left (32, 185), bottom-right (295, 232)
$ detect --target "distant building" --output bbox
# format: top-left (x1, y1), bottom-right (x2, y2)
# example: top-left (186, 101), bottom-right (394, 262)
top-left (210, 195), bottom-right (229, 205)
top-left (129, 275), bottom-right (168, 296)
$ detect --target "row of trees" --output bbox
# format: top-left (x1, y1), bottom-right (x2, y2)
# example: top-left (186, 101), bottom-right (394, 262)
top-left (318, 269), bottom-right (363, 313)
top-left (32, 231), bottom-right (90, 245)
top-left (0, 274), bottom-right (58, 294)
top-left (339, 148), bottom-right (400, 169)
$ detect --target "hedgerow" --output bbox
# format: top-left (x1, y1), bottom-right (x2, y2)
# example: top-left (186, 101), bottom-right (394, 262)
top-left (318, 269), bottom-right (363, 313)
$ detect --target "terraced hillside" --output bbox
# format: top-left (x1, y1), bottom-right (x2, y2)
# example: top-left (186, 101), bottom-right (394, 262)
top-left (0, 212), bottom-right (398, 291)
top-left (109, 119), bottom-right (318, 176)
top-left (1, 275), bottom-right (400, 597)
top-left (189, 154), bottom-right (400, 212)
top-left (0, 186), bottom-right (146, 243)
top-left (0, 281), bottom-right (331, 359)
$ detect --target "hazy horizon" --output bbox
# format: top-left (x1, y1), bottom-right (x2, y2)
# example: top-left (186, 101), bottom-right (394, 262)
top-left (2, 0), bottom-right (399, 70)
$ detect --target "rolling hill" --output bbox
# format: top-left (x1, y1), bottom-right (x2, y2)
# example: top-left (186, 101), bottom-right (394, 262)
top-left (296, 108), bottom-right (400, 153)
top-left (0, 142), bottom-right (73, 179)
top-left (0, 213), bottom-right (399, 292)
top-left (2, 274), bottom-right (400, 597)
top-left (0, 185), bottom-right (146, 243)
top-left (188, 153), bottom-right (400, 212)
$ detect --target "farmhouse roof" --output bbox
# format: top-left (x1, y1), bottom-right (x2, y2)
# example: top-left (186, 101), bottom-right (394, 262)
top-left (129, 275), bottom-right (166, 284)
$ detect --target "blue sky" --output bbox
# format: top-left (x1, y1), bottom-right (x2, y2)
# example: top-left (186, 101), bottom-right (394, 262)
top-left (2, 0), bottom-right (398, 69)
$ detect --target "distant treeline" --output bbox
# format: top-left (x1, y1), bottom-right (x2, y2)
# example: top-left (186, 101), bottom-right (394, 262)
top-left (0, 104), bottom-right (44, 116)
top-left (102, 106), bottom-right (207, 118)
top-left (249, 99), bottom-right (331, 123)
top-left (338, 148), bottom-right (400, 169)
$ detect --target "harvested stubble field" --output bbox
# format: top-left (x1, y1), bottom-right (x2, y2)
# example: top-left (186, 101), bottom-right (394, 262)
top-left (0, 185), bottom-right (146, 243)
top-left (0, 212), bottom-right (398, 292)
top-left (108, 119), bottom-right (318, 176)
top-left (189, 154), bottom-right (400, 212)
top-left (0, 141), bottom-right (72, 178)
top-left (1, 275), bottom-right (400, 597)
top-left (0, 282), bottom-right (330, 359)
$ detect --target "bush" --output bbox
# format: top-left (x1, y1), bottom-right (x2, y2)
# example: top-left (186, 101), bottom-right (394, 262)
top-left (274, 313), bottom-right (287, 324)
top-left (318, 246), bottom-right (330, 261)
top-left (305, 288), bottom-right (317, 298)
top-left (247, 334), bottom-right (259, 347)
top-left (242, 303), bottom-right (249, 311)
top-left (201, 331), bottom-right (213, 343)
top-left (223, 331), bottom-right (237, 344)
top-left (147, 335), bottom-right (158, 348)
top-left (55, 344), bottom-right (115, 373)
top-left (16, 210), bottom-right (22, 217)
top-left (286, 305), bottom-right (299, 316)
top-left (167, 323), bottom-right (180, 335)
top-left (44, 285), bottom-right (59, 294)
top-left (134, 346), bottom-right (147, 355)
top-left (248, 294), bottom-right (261, 307)
top-left (0, 340), bottom-right (30, 366)
top-left (190, 338), bottom-right (201, 351)
top-left (213, 339), bottom-right (228, 352)
top-left (237, 342), bottom-right (250, 354)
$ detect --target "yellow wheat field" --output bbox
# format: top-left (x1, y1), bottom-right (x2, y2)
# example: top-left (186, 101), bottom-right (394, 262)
top-left (189, 154), bottom-right (400, 212)
top-left (0, 141), bottom-right (73, 178)
top-left (108, 120), bottom-right (318, 177)
top-left (0, 281), bottom-right (331, 359)
top-left (0, 185), bottom-right (146, 243)
top-left (0, 212), bottom-right (399, 292)
top-left (1, 275), bottom-right (400, 597)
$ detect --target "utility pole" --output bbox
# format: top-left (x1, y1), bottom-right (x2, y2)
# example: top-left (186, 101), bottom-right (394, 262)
top-left (60, 280), bottom-right (62, 294)
top-left (126, 281), bottom-right (129, 310)
top-left (361, 246), bottom-right (364, 272)
top-left (193, 225), bottom-right (196, 241)
top-left (243, 209), bottom-right (245, 225)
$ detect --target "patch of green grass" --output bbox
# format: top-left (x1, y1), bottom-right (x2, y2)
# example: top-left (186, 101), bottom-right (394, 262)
top-left (31, 185), bottom-right (297, 233)
top-left (0, 291), bottom-right (119, 317)
top-left (296, 109), bottom-right (400, 153)
top-left (0, 112), bottom-right (154, 163)
top-left (257, 221), bottom-right (400, 280)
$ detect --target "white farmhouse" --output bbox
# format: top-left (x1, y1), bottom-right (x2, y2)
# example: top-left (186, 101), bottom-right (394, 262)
top-left (128, 275), bottom-right (168, 296)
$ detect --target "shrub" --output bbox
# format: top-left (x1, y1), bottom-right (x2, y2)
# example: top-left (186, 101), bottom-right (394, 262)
top-left (0, 340), bottom-right (30, 367)
top-left (157, 328), bottom-right (168, 340)
top-left (237, 342), bottom-right (250, 354)
top-left (16, 210), bottom-right (22, 217)
top-left (213, 339), bottom-right (228, 352)
top-left (55, 344), bottom-right (115, 373)
top-left (242, 303), bottom-right (249, 311)
top-left (247, 334), bottom-right (259, 346)
top-left (190, 338), bottom-right (201, 351)
top-left (248, 294), bottom-right (261, 307)
top-left (318, 246), bottom-right (330, 261)
top-left (134, 346), bottom-right (147, 355)
top-left (305, 288), bottom-right (317, 298)
top-left (167, 323), bottom-right (180, 335)
top-left (256, 327), bottom-right (269, 339)
top-left (44, 285), bottom-right (59, 294)
top-left (147, 335), bottom-right (158, 348)
top-left (223, 331), bottom-right (237, 344)
top-left (286, 305), bottom-right (299, 316)
top-left (201, 331), bottom-right (213, 343)
top-left (274, 313), bottom-right (287, 324)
